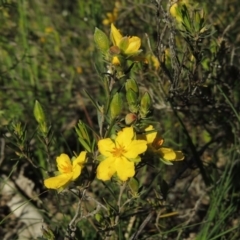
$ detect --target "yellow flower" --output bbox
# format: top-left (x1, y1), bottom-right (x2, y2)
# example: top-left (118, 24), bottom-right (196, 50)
top-left (102, 1), bottom-right (120, 25)
top-left (44, 152), bottom-right (87, 190)
top-left (97, 127), bottom-right (147, 181)
top-left (45, 27), bottom-right (54, 34)
top-left (76, 66), bottom-right (83, 74)
top-left (102, 11), bottom-right (118, 25)
top-left (144, 125), bottom-right (184, 163)
top-left (145, 54), bottom-right (160, 70)
top-left (110, 23), bottom-right (141, 55)
top-left (151, 55), bottom-right (160, 70)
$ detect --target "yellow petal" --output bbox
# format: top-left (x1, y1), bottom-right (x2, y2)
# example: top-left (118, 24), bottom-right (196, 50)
top-left (98, 138), bottom-right (115, 156)
top-left (116, 127), bottom-right (134, 148)
top-left (102, 19), bottom-right (110, 25)
top-left (124, 37), bottom-right (141, 54)
top-left (96, 157), bottom-right (116, 181)
top-left (125, 140), bottom-right (147, 158)
top-left (145, 125), bottom-right (157, 144)
top-left (110, 23), bottom-right (122, 46)
top-left (72, 164), bottom-right (82, 181)
top-left (151, 55), bottom-right (160, 70)
top-left (73, 151), bottom-right (87, 166)
top-left (72, 151), bottom-right (86, 180)
top-left (56, 154), bottom-right (72, 173)
top-left (115, 157), bottom-right (135, 181)
top-left (112, 56), bottom-right (121, 65)
top-left (159, 147), bottom-right (176, 160)
top-left (44, 173), bottom-right (73, 189)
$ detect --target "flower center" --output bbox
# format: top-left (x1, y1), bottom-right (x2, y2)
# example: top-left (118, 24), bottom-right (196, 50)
top-left (111, 145), bottom-right (126, 157)
top-left (60, 163), bottom-right (72, 173)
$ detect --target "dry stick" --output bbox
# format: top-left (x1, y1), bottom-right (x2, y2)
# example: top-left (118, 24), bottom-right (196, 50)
top-left (105, 182), bottom-right (127, 240)
top-left (125, 215), bottom-right (137, 239)
top-left (0, 138), bottom-right (5, 167)
top-left (77, 92), bottom-right (94, 129)
top-left (156, 0), bottom-right (174, 84)
top-left (66, 190), bottom-right (108, 240)
top-left (176, 188), bottom-right (210, 240)
top-left (155, 1), bottom-right (207, 183)
top-left (175, 175), bottom-right (229, 240)
top-left (155, 7), bottom-right (211, 186)
top-left (171, 107), bottom-right (211, 187)
top-left (222, 11), bottom-right (240, 38)
top-left (20, 151), bottom-right (40, 169)
top-left (129, 211), bottom-right (155, 240)
top-left (169, 134), bottom-right (223, 188)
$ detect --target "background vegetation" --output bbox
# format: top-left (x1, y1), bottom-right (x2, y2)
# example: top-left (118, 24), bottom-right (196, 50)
top-left (1, 0), bottom-right (240, 239)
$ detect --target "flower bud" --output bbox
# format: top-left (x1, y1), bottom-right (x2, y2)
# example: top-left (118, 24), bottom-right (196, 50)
top-left (125, 79), bottom-right (139, 94)
top-left (33, 100), bottom-right (46, 124)
top-left (112, 56), bottom-right (121, 66)
top-left (128, 177), bottom-right (139, 195)
top-left (126, 89), bottom-right (138, 113)
top-left (33, 100), bottom-right (48, 135)
top-left (109, 46), bottom-right (121, 55)
top-left (109, 92), bottom-right (123, 120)
top-left (75, 121), bottom-right (92, 153)
top-left (125, 113), bottom-right (137, 125)
top-left (95, 213), bottom-right (102, 222)
top-left (94, 27), bottom-right (109, 53)
top-left (140, 92), bottom-right (152, 118)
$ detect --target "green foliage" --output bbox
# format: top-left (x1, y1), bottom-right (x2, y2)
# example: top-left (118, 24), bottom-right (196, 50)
top-left (1, 0), bottom-right (240, 239)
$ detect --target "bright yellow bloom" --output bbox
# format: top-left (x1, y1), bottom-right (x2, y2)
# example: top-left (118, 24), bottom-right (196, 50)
top-left (144, 125), bottom-right (184, 163)
top-left (97, 127), bottom-right (147, 181)
top-left (110, 23), bottom-right (141, 55)
top-left (44, 152), bottom-right (87, 190)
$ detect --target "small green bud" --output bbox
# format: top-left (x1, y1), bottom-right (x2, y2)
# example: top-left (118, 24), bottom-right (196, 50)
top-left (125, 79), bottom-right (139, 94)
top-left (128, 177), bottom-right (139, 195)
top-left (109, 92), bottom-right (123, 120)
top-left (95, 213), bottom-right (102, 222)
top-left (34, 100), bottom-right (48, 135)
top-left (75, 121), bottom-right (92, 152)
top-left (10, 121), bottom-right (25, 143)
top-left (125, 113), bottom-right (137, 125)
top-left (140, 92), bottom-right (152, 118)
top-left (33, 100), bottom-right (46, 124)
top-left (77, 121), bottom-right (89, 140)
top-left (126, 89), bottom-right (138, 113)
top-left (94, 28), bottom-right (110, 53)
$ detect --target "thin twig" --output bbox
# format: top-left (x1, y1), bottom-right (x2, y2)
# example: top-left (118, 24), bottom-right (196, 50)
top-left (66, 190), bottom-right (108, 240)
top-left (0, 138), bottom-right (5, 167)
top-left (129, 211), bottom-right (155, 240)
